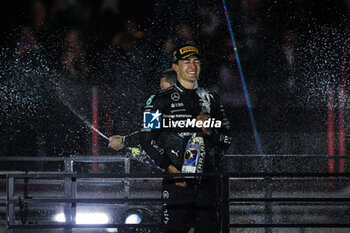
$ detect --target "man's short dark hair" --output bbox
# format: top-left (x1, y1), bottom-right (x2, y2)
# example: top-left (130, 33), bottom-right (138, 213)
top-left (161, 69), bottom-right (177, 85)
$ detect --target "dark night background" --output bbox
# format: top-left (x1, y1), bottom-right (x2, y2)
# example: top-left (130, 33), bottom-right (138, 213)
top-left (0, 0), bottom-right (349, 160)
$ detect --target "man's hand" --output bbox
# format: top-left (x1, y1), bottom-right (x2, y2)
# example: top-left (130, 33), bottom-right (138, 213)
top-left (196, 111), bottom-right (209, 135)
top-left (168, 165), bottom-right (187, 187)
top-left (168, 164), bottom-right (180, 173)
top-left (108, 135), bottom-right (124, 151)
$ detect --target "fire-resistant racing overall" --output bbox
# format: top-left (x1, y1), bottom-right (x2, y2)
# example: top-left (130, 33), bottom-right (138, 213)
top-left (141, 80), bottom-right (231, 233)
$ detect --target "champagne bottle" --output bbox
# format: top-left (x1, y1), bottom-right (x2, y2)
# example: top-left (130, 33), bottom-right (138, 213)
top-left (128, 147), bottom-right (162, 170)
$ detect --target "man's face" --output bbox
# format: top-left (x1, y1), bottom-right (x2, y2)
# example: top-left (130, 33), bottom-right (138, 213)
top-left (160, 77), bottom-right (172, 90)
top-left (172, 55), bottom-right (201, 83)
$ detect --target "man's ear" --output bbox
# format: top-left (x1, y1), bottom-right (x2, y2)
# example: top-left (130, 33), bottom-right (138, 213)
top-left (172, 63), bottom-right (178, 72)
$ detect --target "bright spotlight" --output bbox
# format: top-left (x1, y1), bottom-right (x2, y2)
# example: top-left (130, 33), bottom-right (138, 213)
top-left (54, 212), bottom-right (109, 224)
top-left (77, 213), bottom-right (109, 224)
top-left (106, 228), bottom-right (119, 233)
top-left (125, 213), bottom-right (142, 224)
top-left (54, 213), bottom-right (65, 222)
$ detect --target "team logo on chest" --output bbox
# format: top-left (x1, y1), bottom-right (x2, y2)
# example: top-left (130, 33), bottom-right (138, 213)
top-left (171, 92), bottom-right (180, 101)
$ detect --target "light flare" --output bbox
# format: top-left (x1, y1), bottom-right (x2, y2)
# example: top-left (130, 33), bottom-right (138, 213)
top-left (222, 0), bottom-right (263, 154)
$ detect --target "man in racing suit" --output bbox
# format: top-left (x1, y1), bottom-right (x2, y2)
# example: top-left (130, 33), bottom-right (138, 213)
top-left (140, 45), bottom-right (231, 233)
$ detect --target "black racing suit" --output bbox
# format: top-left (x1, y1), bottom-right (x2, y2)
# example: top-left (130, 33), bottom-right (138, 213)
top-left (140, 81), bottom-right (231, 233)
